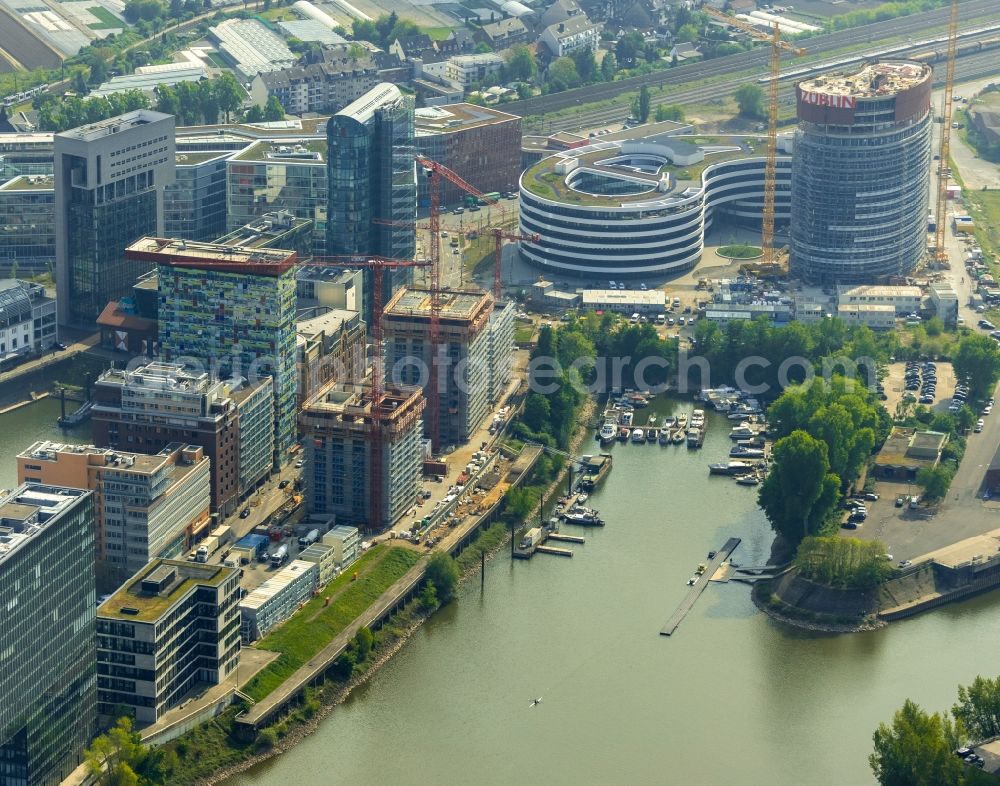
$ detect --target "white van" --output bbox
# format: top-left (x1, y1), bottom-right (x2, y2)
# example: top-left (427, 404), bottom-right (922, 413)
top-left (630, 313), bottom-right (640, 323)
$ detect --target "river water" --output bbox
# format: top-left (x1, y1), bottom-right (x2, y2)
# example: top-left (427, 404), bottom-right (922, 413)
top-left (9, 395), bottom-right (984, 785)
top-left (0, 398), bottom-right (87, 492)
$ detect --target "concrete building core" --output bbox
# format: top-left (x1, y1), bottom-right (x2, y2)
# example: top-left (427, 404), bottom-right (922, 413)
top-left (300, 380), bottom-right (425, 530)
top-left (791, 61), bottom-right (933, 284)
top-left (383, 287), bottom-right (500, 447)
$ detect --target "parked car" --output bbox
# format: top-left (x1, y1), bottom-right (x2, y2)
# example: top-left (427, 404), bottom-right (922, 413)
top-left (239, 508), bottom-right (250, 519)
top-left (864, 492), bottom-right (879, 501)
top-left (278, 480), bottom-right (290, 489)
top-left (975, 419), bottom-right (985, 432)
top-left (899, 560), bottom-right (912, 568)
top-left (895, 496), bottom-right (905, 507)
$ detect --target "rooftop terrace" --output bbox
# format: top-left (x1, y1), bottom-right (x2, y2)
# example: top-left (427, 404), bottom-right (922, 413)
top-left (99, 559), bottom-right (233, 622)
top-left (799, 60), bottom-right (931, 99)
top-left (231, 139), bottom-right (326, 163)
top-left (384, 286), bottom-right (491, 321)
top-left (125, 237), bottom-right (297, 275)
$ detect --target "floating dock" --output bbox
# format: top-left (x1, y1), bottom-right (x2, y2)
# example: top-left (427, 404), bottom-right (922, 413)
top-left (660, 537), bottom-right (742, 636)
top-left (547, 533), bottom-right (585, 543)
top-left (536, 545), bottom-right (573, 557)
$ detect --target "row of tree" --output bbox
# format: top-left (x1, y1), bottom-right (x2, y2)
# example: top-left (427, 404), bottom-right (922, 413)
top-left (759, 377), bottom-right (890, 546)
top-left (152, 73), bottom-right (247, 125)
top-left (871, 672), bottom-right (1000, 785)
top-left (794, 535), bottom-right (894, 589)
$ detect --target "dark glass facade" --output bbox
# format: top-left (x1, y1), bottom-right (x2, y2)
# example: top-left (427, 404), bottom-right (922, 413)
top-left (65, 173), bottom-right (158, 324)
top-left (0, 485), bottom-right (96, 786)
top-left (164, 154), bottom-right (230, 242)
top-left (326, 85), bottom-right (416, 318)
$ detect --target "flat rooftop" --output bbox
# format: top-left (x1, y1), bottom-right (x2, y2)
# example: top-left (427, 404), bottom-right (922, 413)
top-left (0, 174), bottom-right (54, 191)
top-left (798, 60), bottom-right (931, 99)
top-left (231, 139), bottom-right (326, 163)
top-left (125, 237), bottom-right (297, 275)
top-left (99, 558), bottom-right (234, 622)
top-left (175, 150), bottom-right (231, 166)
top-left (415, 103), bottom-right (519, 135)
top-left (384, 287), bottom-right (491, 321)
top-left (54, 109), bottom-right (172, 142)
top-left (302, 380), bottom-right (424, 424)
top-left (0, 484), bottom-right (90, 566)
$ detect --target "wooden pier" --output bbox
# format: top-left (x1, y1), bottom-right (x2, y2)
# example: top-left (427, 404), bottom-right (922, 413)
top-left (536, 545), bottom-right (573, 557)
top-left (660, 537), bottom-right (741, 637)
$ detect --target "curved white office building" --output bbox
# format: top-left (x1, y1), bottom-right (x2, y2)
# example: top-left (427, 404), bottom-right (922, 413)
top-left (518, 137), bottom-right (790, 277)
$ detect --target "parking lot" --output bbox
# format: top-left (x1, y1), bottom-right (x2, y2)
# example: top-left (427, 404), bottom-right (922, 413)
top-left (881, 361), bottom-right (958, 416)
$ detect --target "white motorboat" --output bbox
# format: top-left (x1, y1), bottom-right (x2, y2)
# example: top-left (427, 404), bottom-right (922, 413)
top-left (599, 421), bottom-right (617, 444)
top-left (631, 428), bottom-right (645, 443)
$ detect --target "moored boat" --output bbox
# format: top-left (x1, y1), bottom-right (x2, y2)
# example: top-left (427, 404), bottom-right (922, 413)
top-left (646, 428), bottom-right (657, 442)
top-left (631, 428), bottom-right (645, 443)
top-left (618, 426), bottom-right (630, 441)
top-left (671, 430), bottom-right (685, 444)
top-left (735, 474), bottom-right (761, 486)
top-left (599, 421), bottom-right (618, 445)
top-left (709, 461), bottom-right (753, 476)
top-left (659, 429), bottom-right (670, 444)
top-left (686, 427), bottom-right (704, 448)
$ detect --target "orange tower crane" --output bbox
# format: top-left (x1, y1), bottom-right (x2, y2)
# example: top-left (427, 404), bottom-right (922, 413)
top-left (704, 9), bottom-right (806, 265)
top-left (415, 155), bottom-right (539, 301)
top-left (934, 0), bottom-right (960, 265)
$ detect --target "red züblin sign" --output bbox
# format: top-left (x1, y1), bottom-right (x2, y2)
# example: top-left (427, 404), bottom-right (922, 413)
top-left (798, 91), bottom-right (856, 109)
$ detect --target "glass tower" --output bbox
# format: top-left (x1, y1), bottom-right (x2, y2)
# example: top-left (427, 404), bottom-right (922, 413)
top-left (326, 83), bottom-right (416, 318)
top-left (0, 484), bottom-right (96, 786)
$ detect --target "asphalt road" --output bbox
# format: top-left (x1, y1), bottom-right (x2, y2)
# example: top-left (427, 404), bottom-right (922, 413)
top-left (502, 0), bottom-right (1000, 122)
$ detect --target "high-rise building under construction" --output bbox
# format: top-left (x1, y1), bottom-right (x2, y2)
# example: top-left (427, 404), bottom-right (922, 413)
top-left (790, 61), bottom-right (933, 283)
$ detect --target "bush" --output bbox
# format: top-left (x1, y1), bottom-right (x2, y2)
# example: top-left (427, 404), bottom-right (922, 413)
top-left (255, 727), bottom-right (278, 751)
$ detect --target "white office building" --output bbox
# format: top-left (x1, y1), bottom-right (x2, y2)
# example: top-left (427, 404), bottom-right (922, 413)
top-left (239, 559), bottom-right (318, 642)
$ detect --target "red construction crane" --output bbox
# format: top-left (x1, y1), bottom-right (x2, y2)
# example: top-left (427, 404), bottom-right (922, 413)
top-left (414, 156), bottom-right (538, 301)
top-left (309, 255), bottom-right (430, 531)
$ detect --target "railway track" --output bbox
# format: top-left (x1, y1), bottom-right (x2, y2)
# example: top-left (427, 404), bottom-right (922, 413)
top-left (504, 0), bottom-right (999, 121)
top-left (533, 37), bottom-right (1000, 134)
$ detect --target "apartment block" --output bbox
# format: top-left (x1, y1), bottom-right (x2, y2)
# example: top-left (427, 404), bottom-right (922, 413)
top-left (251, 44), bottom-right (380, 115)
top-left (297, 309), bottom-right (366, 406)
top-left (92, 362), bottom-right (244, 516)
top-left (300, 380), bottom-right (425, 530)
top-left (0, 279), bottom-right (57, 364)
top-left (0, 484), bottom-right (96, 786)
top-left (422, 53), bottom-right (503, 89)
top-left (487, 300), bottom-right (515, 405)
top-left (96, 559), bottom-right (241, 725)
top-left (16, 440), bottom-right (211, 589)
top-left (383, 287), bottom-right (498, 446)
top-left (414, 103), bottom-right (522, 203)
top-left (239, 559), bottom-right (318, 642)
top-left (297, 541), bottom-right (337, 586)
top-left (54, 110), bottom-right (175, 325)
top-left (233, 377), bottom-right (275, 495)
top-left (128, 237), bottom-right (298, 468)
top-left (227, 139), bottom-right (327, 254)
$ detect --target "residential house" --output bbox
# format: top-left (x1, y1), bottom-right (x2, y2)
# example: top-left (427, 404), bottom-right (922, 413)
top-left (476, 18), bottom-right (530, 50)
top-left (540, 16), bottom-right (601, 57)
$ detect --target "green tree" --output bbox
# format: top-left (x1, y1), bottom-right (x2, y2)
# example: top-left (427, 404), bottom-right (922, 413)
top-left (419, 579), bottom-right (438, 611)
top-left (505, 44), bottom-right (537, 81)
top-left (244, 104), bottom-right (266, 122)
top-left (85, 716), bottom-right (172, 786)
top-left (655, 103), bottom-right (685, 122)
top-left (426, 552), bottom-right (459, 604)
top-left (615, 31), bottom-right (645, 67)
top-left (636, 84), bottom-right (651, 122)
top-left (353, 626), bottom-right (374, 661)
top-left (676, 23), bottom-right (698, 43)
top-left (123, 0), bottom-right (164, 22)
top-left (758, 430), bottom-right (840, 544)
top-left (953, 674), bottom-right (1000, 742)
top-left (175, 80), bottom-right (201, 124)
top-left (264, 95), bottom-right (285, 121)
top-left (600, 51), bottom-right (616, 81)
top-left (153, 83), bottom-right (179, 116)
top-left (88, 57), bottom-right (108, 86)
top-left (735, 83), bottom-right (766, 118)
top-left (546, 57), bottom-right (580, 92)
top-left (212, 72), bottom-right (245, 122)
top-left (522, 393), bottom-right (551, 433)
top-left (870, 700), bottom-right (965, 786)
top-left (953, 334), bottom-right (1000, 400)
top-left (73, 70), bottom-right (88, 96)
top-left (570, 46), bottom-right (597, 83)
top-left (916, 465), bottom-right (953, 502)
top-left (197, 79), bottom-right (219, 124)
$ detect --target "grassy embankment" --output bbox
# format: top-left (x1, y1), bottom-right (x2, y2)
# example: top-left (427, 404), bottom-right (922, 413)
top-left (242, 545), bottom-right (422, 702)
